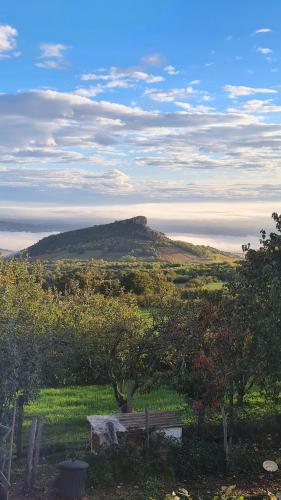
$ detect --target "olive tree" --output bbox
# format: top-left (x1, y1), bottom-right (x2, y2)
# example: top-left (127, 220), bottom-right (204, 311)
top-left (64, 289), bottom-right (154, 412)
top-left (0, 260), bottom-right (60, 454)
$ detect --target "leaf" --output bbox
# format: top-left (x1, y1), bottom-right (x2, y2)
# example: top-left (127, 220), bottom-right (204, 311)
top-left (178, 488), bottom-right (192, 498)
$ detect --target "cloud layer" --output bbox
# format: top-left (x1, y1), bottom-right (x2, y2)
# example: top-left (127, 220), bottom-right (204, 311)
top-left (0, 88), bottom-right (281, 201)
top-left (0, 89), bottom-right (275, 164)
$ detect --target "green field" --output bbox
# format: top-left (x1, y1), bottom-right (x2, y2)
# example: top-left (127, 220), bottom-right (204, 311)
top-left (202, 281), bottom-right (225, 291)
top-left (25, 385), bottom-right (187, 445)
top-left (25, 384), bottom-right (280, 448)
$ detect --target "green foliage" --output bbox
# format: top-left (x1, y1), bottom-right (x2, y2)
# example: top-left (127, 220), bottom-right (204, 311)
top-left (174, 437), bottom-right (226, 477)
top-left (154, 299), bottom-right (234, 408)
top-left (84, 436), bottom-right (225, 489)
top-left (0, 260), bottom-right (60, 409)
top-left (87, 445), bottom-right (148, 487)
top-left (83, 429), bottom-right (278, 492)
top-left (228, 212), bottom-right (281, 398)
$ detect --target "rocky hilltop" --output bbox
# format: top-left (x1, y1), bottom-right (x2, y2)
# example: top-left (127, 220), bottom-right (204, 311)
top-left (24, 216), bottom-right (235, 263)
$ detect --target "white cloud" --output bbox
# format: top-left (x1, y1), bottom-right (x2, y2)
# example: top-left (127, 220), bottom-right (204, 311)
top-left (2, 164), bottom-right (281, 213)
top-left (36, 60), bottom-right (64, 69)
top-left (74, 86), bottom-right (106, 97)
top-left (202, 94), bottom-right (212, 101)
top-left (224, 84), bottom-right (277, 98)
top-left (123, 70), bottom-right (164, 83)
top-left (1, 89), bottom-right (281, 179)
top-left (228, 99), bottom-right (281, 114)
top-left (36, 43), bottom-right (70, 69)
top-left (79, 66), bottom-right (164, 97)
top-left (81, 67), bottom-right (164, 86)
top-left (255, 28), bottom-right (272, 34)
top-left (140, 53), bottom-right (164, 67)
top-left (164, 65), bottom-right (179, 75)
top-left (175, 101), bottom-right (214, 113)
top-left (81, 73), bottom-right (109, 81)
top-left (257, 47), bottom-right (272, 55)
top-left (0, 166), bottom-right (134, 194)
top-left (0, 24), bottom-right (18, 58)
top-left (144, 86), bottom-right (197, 102)
top-left (39, 43), bottom-right (68, 58)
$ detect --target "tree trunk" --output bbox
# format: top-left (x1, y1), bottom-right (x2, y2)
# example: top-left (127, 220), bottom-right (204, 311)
top-left (112, 380), bottom-right (136, 413)
top-left (229, 382), bottom-right (235, 437)
top-left (220, 403), bottom-right (230, 468)
top-left (237, 386), bottom-right (245, 406)
top-left (112, 381), bottom-right (127, 412)
top-left (125, 381), bottom-right (134, 413)
top-left (119, 400), bottom-right (128, 413)
top-left (236, 375), bottom-right (246, 406)
top-left (197, 407), bottom-right (206, 436)
top-left (16, 395), bottom-right (25, 457)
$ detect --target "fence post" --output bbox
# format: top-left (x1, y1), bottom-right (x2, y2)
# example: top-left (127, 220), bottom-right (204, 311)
top-left (24, 418), bottom-right (37, 492)
top-left (6, 402), bottom-right (17, 500)
top-left (31, 416), bottom-right (44, 487)
top-left (145, 406), bottom-right (150, 469)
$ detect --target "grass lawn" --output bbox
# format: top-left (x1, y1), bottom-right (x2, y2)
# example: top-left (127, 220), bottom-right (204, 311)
top-left (25, 384), bottom-right (280, 447)
top-left (202, 281), bottom-right (225, 290)
top-left (25, 385), bottom-right (187, 445)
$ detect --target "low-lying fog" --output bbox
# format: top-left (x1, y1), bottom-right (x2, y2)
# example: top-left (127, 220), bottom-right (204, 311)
top-left (0, 232), bottom-right (57, 252)
top-left (0, 201), bottom-right (276, 253)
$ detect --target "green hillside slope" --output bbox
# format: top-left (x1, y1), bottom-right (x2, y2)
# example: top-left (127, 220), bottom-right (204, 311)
top-left (24, 216), bottom-right (237, 263)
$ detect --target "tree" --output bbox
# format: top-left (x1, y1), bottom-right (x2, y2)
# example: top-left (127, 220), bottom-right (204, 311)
top-left (59, 289), bottom-right (154, 412)
top-left (154, 290), bottom-right (263, 468)
top-left (94, 294), bottom-right (153, 412)
top-left (228, 212), bottom-right (281, 401)
top-left (0, 260), bottom-right (60, 454)
top-left (120, 270), bottom-right (153, 295)
top-left (0, 320), bottom-right (18, 422)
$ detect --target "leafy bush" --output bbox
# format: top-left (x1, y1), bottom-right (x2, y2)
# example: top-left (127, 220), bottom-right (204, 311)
top-left (228, 444), bottom-right (260, 474)
top-left (85, 435), bottom-right (227, 488)
top-left (86, 445), bottom-right (146, 487)
top-left (174, 437), bottom-right (226, 478)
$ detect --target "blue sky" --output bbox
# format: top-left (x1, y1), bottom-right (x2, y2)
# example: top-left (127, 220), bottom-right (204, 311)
top-left (1, 0), bottom-right (281, 250)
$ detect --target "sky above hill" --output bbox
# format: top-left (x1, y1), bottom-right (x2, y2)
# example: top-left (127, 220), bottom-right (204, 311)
top-left (1, 0), bottom-right (281, 250)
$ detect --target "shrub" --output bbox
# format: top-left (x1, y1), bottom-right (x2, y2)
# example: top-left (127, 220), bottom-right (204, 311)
top-left (174, 437), bottom-right (226, 478)
top-left (86, 445), bottom-right (146, 487)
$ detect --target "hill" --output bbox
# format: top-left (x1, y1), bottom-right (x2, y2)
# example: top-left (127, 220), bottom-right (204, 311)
top-left (23, 216), bottom-right (237, 263)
